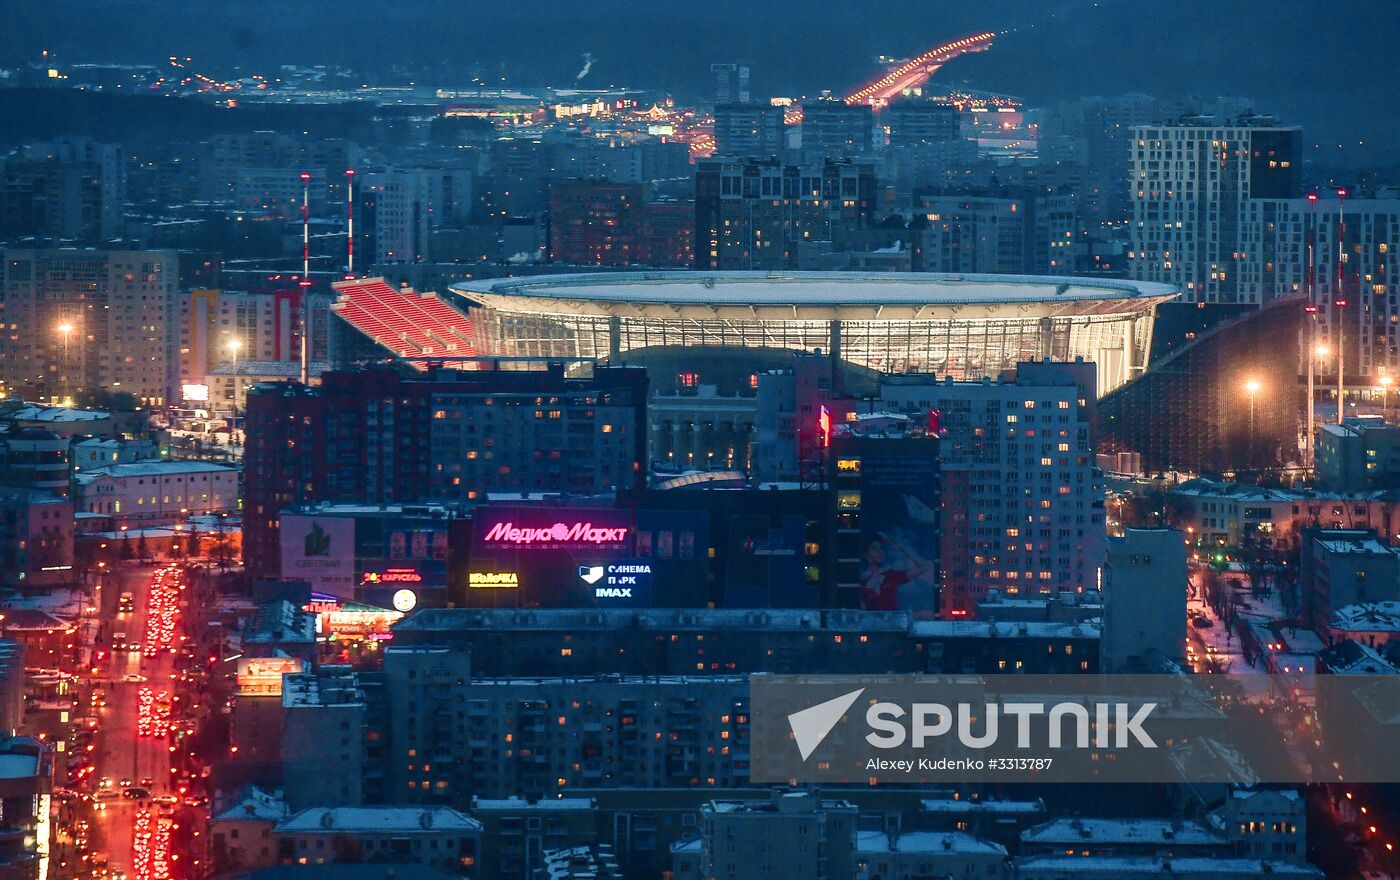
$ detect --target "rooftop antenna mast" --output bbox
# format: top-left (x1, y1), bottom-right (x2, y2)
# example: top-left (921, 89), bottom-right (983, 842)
top-left (300, 170), bottom-right (312, 385)
top-left (345, 169), bottom-right (356, 276)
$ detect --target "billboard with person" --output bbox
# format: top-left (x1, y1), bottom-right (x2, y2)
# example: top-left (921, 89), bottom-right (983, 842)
top-left (855, 439), bottom-right (940, 616)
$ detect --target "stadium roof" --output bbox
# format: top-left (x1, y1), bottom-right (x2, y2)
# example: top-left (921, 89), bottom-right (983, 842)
top-left (451, 271), bottom-right (1177, 320)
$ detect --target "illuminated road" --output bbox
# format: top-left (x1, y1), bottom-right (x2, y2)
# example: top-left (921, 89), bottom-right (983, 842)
top-left (844, 32), bottom-right (998, 106)
top-left (89, 564), bottom-right (181, 877)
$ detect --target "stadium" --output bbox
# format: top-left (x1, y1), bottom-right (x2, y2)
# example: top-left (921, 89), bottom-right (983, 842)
top-left (445, 272), bottom-right (1177, 394)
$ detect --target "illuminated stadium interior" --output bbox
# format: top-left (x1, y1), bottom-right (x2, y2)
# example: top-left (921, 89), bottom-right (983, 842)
top-left (449, 272), bottom-right (1177, 393)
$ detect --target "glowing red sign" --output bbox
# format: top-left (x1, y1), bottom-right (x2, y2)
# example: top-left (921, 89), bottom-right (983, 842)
top-left (361, 567), bottom-right (423, 584)
top-left (926, 409), bottom-right (942, 435)
top-left (474, 507), bottom-right (632, 552)
top-left (482, 521), bottom-right (628, 547)
top-left (818, 406), bottom-right (832, 448)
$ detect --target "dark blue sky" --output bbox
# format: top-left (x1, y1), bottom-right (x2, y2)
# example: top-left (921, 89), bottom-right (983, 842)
top-left (6, 0), bottom-right (1395, 164)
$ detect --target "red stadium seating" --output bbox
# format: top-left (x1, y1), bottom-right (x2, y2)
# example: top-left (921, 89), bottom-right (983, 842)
top-left (331, 277), bottom-right (477, 367)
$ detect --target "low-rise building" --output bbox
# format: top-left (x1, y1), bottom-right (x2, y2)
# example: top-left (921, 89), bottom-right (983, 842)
top-left (0, 736), bottom-right (54, 878)
top-left (1168, 478), bottom-right (1400, 548)
top-left (209, 785), bottom-right (288, 876)
top-left (281, 666), bottom-right (370, 811)
top-left (541, 844), bottom-right (622, 880)
top-left (469, 797), bottom-right (598, 880)
top-left (1328, 601), bottom-right (1400, 647)
top-left (914, 796), bottom-right (1046, 846)
top-left (274, 807), bottom-right (481, 874)
top-left (0, 428), bottom-right (69, 496)
top-left (1315, 638), bottom-right (1400, 675)
top-left (0, 610), bottom-right (75, 670)
top-left (1301, 529), bottom-right (1400, 631)
top-left (0, 403), bottom-right (119, 439)
top-left (1316, 419), bottom-right (1400, 493)
top-left (1013, 855), bottom-right (1323, 878)
top-left (1101, 529), bottom-right (1186, 672)
top-left (70, 437), bottom-right (158, 474)
top-left (698, 791), bottom-right (857, 880)
top-left (241, 600), bottom-right (317, 663)
top-left (975, 590), bottom-right (1102, 624)
top-left (74, 460), bottom-right (238, 526)
top-left (0, 642), bottom-right (21, 736)
top-left (1209, 788), bottom-right (1306, 863)
top-left (855, 830), bottom-right (1007, 879)
top-left (0, 488), bottom-right (74, 592)
top-left (1020, 818), bottom-right (1230, 858)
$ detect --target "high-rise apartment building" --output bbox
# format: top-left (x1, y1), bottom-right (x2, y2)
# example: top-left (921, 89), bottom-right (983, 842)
top-left (548, 181), bottom-right (693, 267)
top-left (1100, 528), bottom-right (1187, 672)
top-left (876, 362), bottom-right (1104, 615)
top-left (1, 248), bottom-right (179, 404)
top-left (0, 136), bottom-right (126, 242)
top-left (352, 167), bottom-right (475, 266)
top-left (914, 189), bottom-right (1080, 275)
top-left (384, 660), bottom-right (750, 801)
top-left (198, 132), bottom-right (356, 218)
top-left (356, 170), bottom-right (432, 264)
top-left (1250, 194), bottom-right (1400, 384)
top-left (884, 99), bottom-right (961, 147)
top-left (711, 63), bottom-right (751, 105)
top-left (800, 98), bottom-right (874, 157)
top-left (754, 357), bottom-right (1103, 615)
top-left (1128, 117), bottom-right (1301, 304)
top-left (713, 104), bottom-right (786, 158)
top-left (281, 664), bottom-right (375, 811)
top-left (694, 158), bottom-right (878, 270)
top-left (241, 364), bottom-right (648, 577)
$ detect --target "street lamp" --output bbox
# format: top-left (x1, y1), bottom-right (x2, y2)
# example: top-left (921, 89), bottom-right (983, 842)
top-left (1308, 344), bottom-right (1331, 470)
top-left (56, 321), bottom-right (74, 400)
top-left (1336, 187), bottom-right (1349, 425)
top-left (226, 338), bottom-right (243, 409)
top-left (1245, 379), bottom-right (1262, 433)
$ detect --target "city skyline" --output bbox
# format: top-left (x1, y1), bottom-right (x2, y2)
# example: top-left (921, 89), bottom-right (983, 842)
top-left (2, 2), bottom-right (1400, 879)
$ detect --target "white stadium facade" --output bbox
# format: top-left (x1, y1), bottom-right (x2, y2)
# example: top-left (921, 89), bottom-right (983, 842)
top-left (448, 271), bottom-right (1177, 393)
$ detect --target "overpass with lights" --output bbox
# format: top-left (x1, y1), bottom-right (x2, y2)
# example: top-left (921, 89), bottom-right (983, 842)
top-left (773, 30), bottom-right (999, 128)
top-left (845, 31), bottom-right (998, 107)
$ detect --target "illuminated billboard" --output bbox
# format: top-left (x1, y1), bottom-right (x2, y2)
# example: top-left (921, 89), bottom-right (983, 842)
top-left (852, 438), bottom-right (939, 615)
top-left (354, 515), bottom-right (454, 608)
top-left (303, 594), bottom-right (403, 639)
top-left (279, 513), bottom-right (357, 598)
top-left (475, 507), bottom-right (630, 552)
top-left (468, 506), bottom-right (636, 608)
top-left (236, 656), bottom-right (306, 696)
top-left (577, 561), bottom-right (652, 605)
